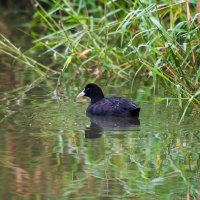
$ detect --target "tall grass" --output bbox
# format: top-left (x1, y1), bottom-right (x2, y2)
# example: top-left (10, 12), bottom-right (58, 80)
top-left (0, 0), bottom-right (199, 121)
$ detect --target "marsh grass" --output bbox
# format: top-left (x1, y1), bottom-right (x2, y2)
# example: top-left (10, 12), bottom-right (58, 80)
top-left (0, 0), bottom-right (199, 122)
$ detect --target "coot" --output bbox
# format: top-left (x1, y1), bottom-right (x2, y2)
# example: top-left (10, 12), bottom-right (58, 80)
top-left (77, 83), bottom-right (140, 117)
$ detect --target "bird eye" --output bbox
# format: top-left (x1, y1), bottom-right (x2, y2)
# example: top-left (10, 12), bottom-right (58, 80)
top-left (87, 88), bottom-right (90, 90)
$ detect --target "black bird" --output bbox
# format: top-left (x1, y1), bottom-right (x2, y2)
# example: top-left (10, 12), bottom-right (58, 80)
top-left (77, 83), bottom-right (140, 117)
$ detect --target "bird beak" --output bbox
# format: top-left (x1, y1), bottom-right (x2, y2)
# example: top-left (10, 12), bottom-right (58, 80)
top-left (77, 90), bottom-right (85, 98)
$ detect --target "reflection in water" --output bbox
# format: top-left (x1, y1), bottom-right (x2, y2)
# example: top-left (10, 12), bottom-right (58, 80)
top-left (85, 114), bottom-right (140, 139)
top-left (0, 67), bottom-right (199, 199)
top-left (0, 98), bottom-right (199, 200)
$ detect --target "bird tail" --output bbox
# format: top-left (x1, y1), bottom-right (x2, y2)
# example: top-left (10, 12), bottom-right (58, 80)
top-left (130, 107), bottom-right (140, 116)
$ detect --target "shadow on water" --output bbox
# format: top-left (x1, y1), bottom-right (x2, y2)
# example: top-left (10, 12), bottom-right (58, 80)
top-left (85, 114), bottom-right (140, 139)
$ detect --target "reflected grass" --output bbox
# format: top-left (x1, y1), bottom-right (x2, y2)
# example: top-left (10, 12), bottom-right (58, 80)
top-left (0, 88), bottom-right (199, 199)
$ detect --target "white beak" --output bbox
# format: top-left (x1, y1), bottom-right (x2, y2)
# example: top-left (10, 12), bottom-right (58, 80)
top-left (77, 90), bottom-right (85, 98)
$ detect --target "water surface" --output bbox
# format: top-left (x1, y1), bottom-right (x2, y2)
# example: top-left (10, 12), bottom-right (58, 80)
top-left (0, 69), bottom-right (199, 200)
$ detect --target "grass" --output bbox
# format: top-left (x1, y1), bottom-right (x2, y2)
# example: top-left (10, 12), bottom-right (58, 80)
top-left (0, 0), bottom-right (199, 122)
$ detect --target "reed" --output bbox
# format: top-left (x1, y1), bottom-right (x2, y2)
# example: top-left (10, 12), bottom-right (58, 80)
top-left (0, 0), bottom-right (199, 122)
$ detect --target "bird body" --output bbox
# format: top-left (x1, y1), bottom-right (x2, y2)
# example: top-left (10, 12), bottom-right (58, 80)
top-left (77, 83), bottom-right (140, 117)
top-left (87, 97), bottom-right (139, 117)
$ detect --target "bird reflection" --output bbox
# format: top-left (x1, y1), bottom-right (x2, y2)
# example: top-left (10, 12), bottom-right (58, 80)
top-left (85, 114), bottom-right (140, 139)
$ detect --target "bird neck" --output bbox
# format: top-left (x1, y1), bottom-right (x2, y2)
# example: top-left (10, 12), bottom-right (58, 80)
top-left (90, 93), bottom-right (104, 104)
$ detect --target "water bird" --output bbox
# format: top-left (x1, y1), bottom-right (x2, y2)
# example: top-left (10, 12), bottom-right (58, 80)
top-left (77, 83), bottom-right (140, 117)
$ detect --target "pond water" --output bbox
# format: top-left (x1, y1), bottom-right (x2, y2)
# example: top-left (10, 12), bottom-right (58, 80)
top-left (0, 64), bottom-right (199, 200)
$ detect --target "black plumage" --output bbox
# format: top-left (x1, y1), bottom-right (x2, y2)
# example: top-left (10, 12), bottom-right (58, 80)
top-left (77, 83), bottom-right (140, 117)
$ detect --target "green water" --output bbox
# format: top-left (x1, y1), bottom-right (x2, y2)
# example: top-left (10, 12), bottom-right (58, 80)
top-left (0, 67), bottom-right (199, 200)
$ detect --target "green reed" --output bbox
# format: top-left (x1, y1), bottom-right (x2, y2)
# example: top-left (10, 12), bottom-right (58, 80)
top-left (0, 0), bottom-right (199, 122)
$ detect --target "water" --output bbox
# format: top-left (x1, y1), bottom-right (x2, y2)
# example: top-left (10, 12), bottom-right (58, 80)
top-left (0, 65), bottom-right (199, 200)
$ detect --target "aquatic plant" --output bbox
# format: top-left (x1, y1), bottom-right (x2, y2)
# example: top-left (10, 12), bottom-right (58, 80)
top-left (0, 0), bottom-right (199, 122)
